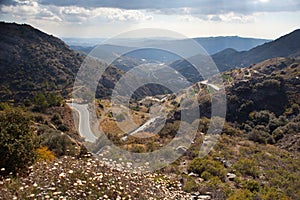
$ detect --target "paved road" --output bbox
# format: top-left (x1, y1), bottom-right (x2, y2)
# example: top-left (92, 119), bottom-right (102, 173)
top-left (68, 102), bottom-right (160, 142)
top-left (67, 103), bottom-right (97, 143)
top-left (122, 116), bottom-right (161, 141)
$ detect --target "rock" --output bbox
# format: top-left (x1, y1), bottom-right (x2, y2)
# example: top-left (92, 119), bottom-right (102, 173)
top-left (198, 195), bottom-right (211, 199)
top-left (223, 160), bottom-right (232, 168)
top-left (188, 172), bottom-right (199, 177)
top-left (176, 146), bottom-right (188, 154)
top-left (227, 173), bottom-right (237, 181)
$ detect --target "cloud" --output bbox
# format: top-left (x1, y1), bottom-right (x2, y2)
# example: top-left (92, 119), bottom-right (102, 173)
top-left (0, 0), bottom-right (298, 25)
top-left (35, 0), bottom-right (300, 14)
top-left (0, 0), bottom-right (153, 23)
top-left (1, 0), bottom-right (39, 16)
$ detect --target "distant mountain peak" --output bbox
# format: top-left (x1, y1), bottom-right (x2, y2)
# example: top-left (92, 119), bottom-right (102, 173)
top-left (211, 28), bottom-right (300, 71)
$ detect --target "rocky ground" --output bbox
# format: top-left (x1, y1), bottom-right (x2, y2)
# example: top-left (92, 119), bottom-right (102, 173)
top-left (0, 154), bottom-right (194, 200)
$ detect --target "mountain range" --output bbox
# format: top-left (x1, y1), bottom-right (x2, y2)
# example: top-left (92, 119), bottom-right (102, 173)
top-left (67, 36), bottom-right (270, 63)
top-left (0, 21), bottom-right (300, 199)
top-left (169, 29), bottom-right (300, 81)
top-left (212, 29), bottom-right (300, 71)
top-left (0, 21), bottom-right (299, 103)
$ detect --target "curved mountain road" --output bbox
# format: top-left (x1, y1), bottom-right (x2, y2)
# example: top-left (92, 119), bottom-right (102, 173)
top-left (67, 103), bottom-right (97, 143)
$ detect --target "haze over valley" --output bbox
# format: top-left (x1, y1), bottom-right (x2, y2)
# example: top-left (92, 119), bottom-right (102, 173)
top-left (0, 0), bottom-right (299, 199)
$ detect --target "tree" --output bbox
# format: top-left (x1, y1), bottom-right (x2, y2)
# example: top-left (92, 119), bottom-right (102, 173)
top-left (47, 92), bottom-right (63, 107)
top-left (0, 108), bottom-right (38, 175)
top-left (33, 93), bottom-right (49, 112)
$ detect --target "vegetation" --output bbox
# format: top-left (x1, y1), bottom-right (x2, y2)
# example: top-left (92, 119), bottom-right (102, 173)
top-left (0, 108), bottom-right (38, 175)
top-left (188, 157), bottom-right (226, 181)
top-left (0, 22), bottom-right (300, 199)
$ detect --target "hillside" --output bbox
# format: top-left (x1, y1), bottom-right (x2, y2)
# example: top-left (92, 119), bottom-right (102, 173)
top-left (78, 57), bottom-right (300, 199)
top-left (0, 22), bottom-right (299, 199)
top-left (212, 29), bottom-right (300, 71)
top-left (0, 22), bottom-right (123, 103)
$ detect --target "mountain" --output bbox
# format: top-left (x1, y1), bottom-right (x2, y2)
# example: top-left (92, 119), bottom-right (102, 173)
top-left (66, 36), bottom-right (270, 62)
top-left (194, 36), bottom-right (270, 55)
top-left (165, 56), bottom-right (300, 147)
top-left (0, 22), bottom-right (123, 102)
top-left (212, 29), bottom-right (300, 71)
top-left (0, 22), bottom-right (174, 103)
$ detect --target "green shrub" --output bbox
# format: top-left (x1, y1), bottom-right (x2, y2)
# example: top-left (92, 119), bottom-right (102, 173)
top-left (51, 113), bottom-right (62, 125)
top-left (233, 158), bottom-right (259, 178)
top-left (248, 129), bottom-right (274, 144)
top-left (47, 92), bottom-right (63, 107)
top-left (249, 110), bottom-right (275, 126)
top-left (272, 127), bottom-right (285, 141)
top-left (227, 189), bottom-right (254, 200)
top-left (57, 124), bottom-right (70, 132)
top-left (188, 158), bottom-right (226, 181)
top-left (0, 102), bottom-right (10, 111)
top-left (23, 98), bottom-right (32, 107)
top-left (259, 187), bottom-right (289, 200)
top-left (33, 93), bottom-right (49, 112)
top-left (242, 180), bottom-right (260, 192)
top-left (40, 130), bottom-right (76, 156)
top-left (0, 108), bottom-right (38, 175)
top-left (183, 178), bottom-right (198, 193)
top-left (201, 171), bottom-right (213, 181)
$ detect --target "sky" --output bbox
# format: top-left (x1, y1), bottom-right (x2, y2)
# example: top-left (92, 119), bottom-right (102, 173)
top-left (0, 0), bottom-right (299, 39)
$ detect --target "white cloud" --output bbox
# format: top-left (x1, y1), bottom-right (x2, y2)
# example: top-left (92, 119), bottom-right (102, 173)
top-left (1, 0), bottom-right (62, 21)
top-left (90, 7), bottom-right (153, 22)
top-left (0, 0), bottom-right (153, 23)
top-left (1, 0), bottom-right (39, 16)
top-left (215, 12), bottom-right (257, 23)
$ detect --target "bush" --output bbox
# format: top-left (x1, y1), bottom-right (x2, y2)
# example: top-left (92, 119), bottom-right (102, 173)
top-left (227, 189), bottom-right (254, 200)
top-left (130, 144), bottom-right (146, 153)
top-left (40, 130), bottom-right (76, 156)
top-left (24, 98), bottom-right (32, 107)
top-left (272, 127), bottom-right (285, 142)
top-left (0, 102), bottom-right (10, 111)
top-left (188, 158), bottom-right (226, 181)
top-left (57, 124), bottom-right (70, 132)
top-left (272, 122), bottom-right (300, 139)
top-left (0, 108), bottom-right (38, 175)
top-left (249, 110), bottom-right (275, 126)
top-left (51, 113), bottom-right (62, 125)
top-left (259, 187), bottom-right (290, 200)
top-left (233, 158), bottom-right (259, 178)
top-left (268, 117), bottom-right (286, 132)
top-left (47, 92), bottom-right (63, 107)
top-left (248, 129), bottom-right (274, 144)
top-left (183, 178), bottom-right (198, 193)
top-left (33, 93), bottom-right (49, 112)
top-left (242, 180), bottom-right (260, 193)
top-left (262, 79), bottom-right (281, 89)
top-left (36, 146), bottom-right (55, 162)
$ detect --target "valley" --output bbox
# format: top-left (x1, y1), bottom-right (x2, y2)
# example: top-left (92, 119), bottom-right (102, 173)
top-left (0, 22), bottom-right (299, 199)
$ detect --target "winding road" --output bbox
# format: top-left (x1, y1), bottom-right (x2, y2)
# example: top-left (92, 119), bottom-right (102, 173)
top-left (68, 102), bottom-right (161, 142)
top-left (67, 103), bottom-right (97, 143)
top-left (121, 116), bottom-right (161, 141)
